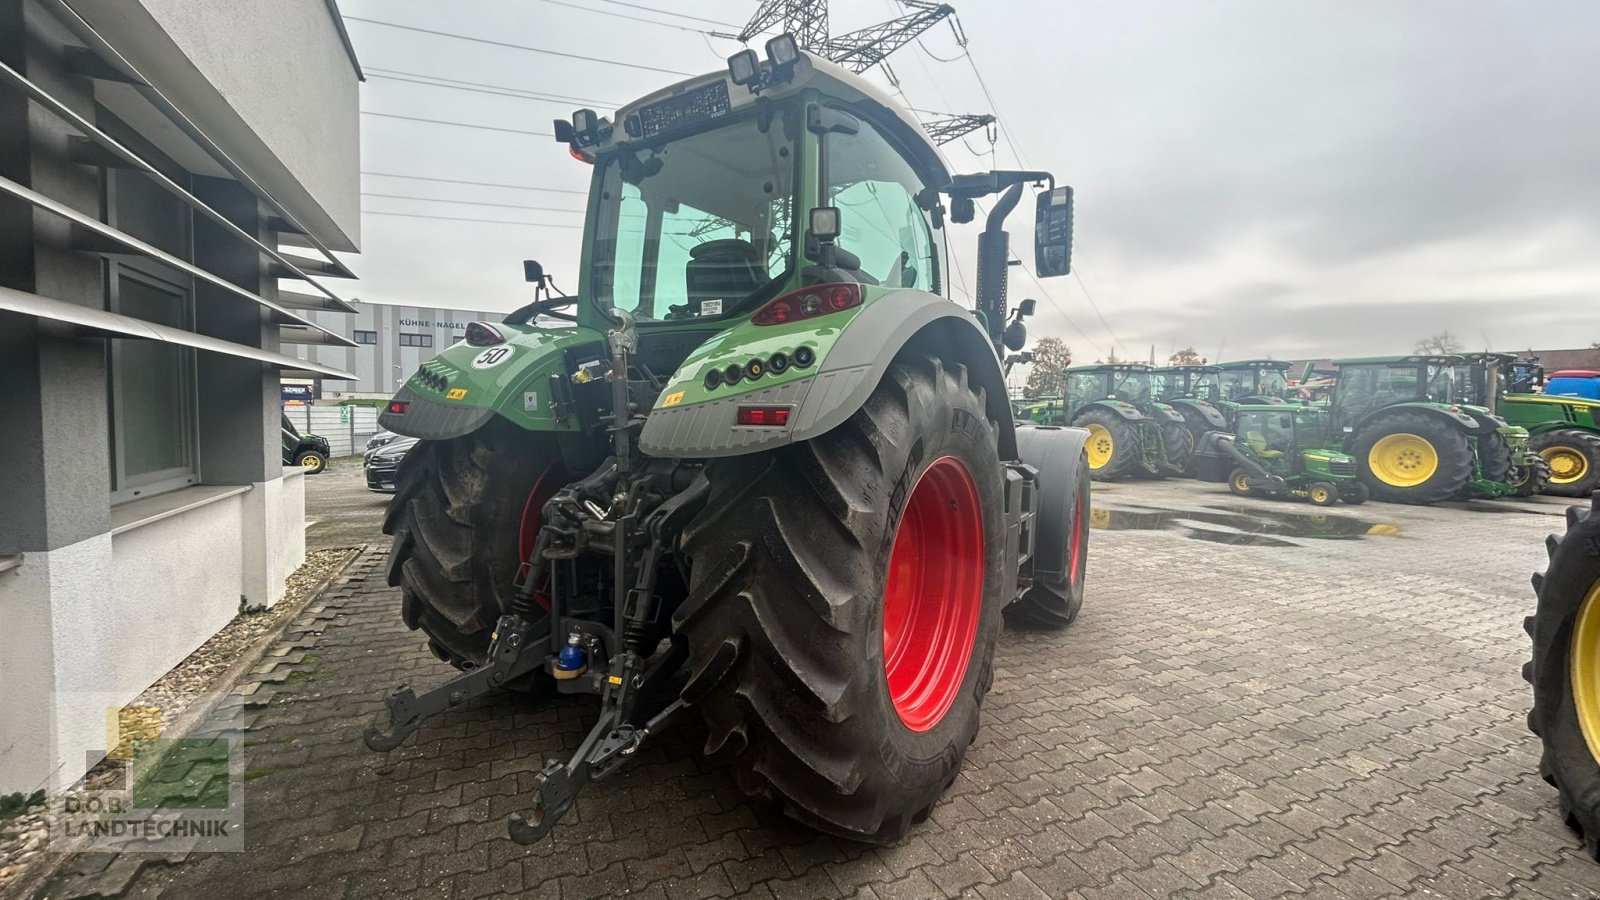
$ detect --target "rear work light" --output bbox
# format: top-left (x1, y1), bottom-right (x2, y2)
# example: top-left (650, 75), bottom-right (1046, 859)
top-left (465, 322), bottom-right (505, 346)
top-left (387, 400), bottom-right (410, 415)
top-left (737, 406), bottom-right (791, 427)
top-left (751, 283), bottom-right (862, 326)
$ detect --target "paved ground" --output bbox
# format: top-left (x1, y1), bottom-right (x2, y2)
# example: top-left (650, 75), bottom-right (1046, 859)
top-left (303, 458), bottom-right (388, 550)
top-left (41, 469), bottom-right (1600, 899)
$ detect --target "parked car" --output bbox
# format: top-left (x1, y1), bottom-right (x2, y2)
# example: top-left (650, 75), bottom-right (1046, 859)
top-left (365, 436), bottom-right (418, 493)
top-left (366, 428), bottom-right (401, 453)
top-left (282, 414), bottom-right (330, 474)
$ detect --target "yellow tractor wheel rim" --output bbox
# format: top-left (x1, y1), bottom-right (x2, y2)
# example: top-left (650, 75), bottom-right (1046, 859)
top-left (1310, 485), bottom-right (1332, 504)
top-left (1543, 446), bottom-right (1591, 484)
top-left (1367, 433), bottom-right (1439, 487)
top-left (1085, 423), bottom-right (1115, 470)
top-left (1571, 578), bottom-right (1600, 763)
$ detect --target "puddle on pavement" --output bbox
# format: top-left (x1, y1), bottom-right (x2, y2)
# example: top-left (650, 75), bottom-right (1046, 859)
top-left (1089, 504), bottom-right (1401, 546)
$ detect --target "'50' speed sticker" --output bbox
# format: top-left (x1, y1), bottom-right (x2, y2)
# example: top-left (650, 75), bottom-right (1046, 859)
top-left (471, 347), bottom-right (514, 369)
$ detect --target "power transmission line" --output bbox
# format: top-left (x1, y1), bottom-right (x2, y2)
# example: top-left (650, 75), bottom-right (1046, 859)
top-left (363, 210), bottom-right (584, 229)
top-left (365, 69), bottom-right (618, 108)
top-left (527, 0), bottom-right (722, 34)
top-left (342, 17), bottom-right (697, 76)
top-left (362, 171), bottom-right (587, 195)
top-left (593, 0), bottom-right (740, 29)
top-left (361, 192), bottom-right (583, 214)
top-left (360, 110), bottom-right (553, 137)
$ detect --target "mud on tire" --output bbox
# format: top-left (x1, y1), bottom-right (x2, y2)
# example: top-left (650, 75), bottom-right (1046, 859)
top-left (676, 353), bottom-right (1005, 843)
top-left (1526, 495), bottom-right (1600, 860)
top-left (383, 420), bottom-right (558, 684)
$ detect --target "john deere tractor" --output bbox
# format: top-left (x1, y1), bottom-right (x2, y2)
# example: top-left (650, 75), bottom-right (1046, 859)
top-left (1154, 364), bottom-right (1230, 462)
top-left (1527, 495), bottom-right (1600, 860)
top-left (1214, 359), bottom-right (1292, 416)
top-left (1328, 355), bottom-right (1524, 504)
top-left (364, 38), bottom-right (1090, 846)
top-left (1059, 363), bottom-right (1188, 479)
top-left (1212, 404), bottom-right (1369, 506)
top-left (1459, 353), bottom-right (1600, 497)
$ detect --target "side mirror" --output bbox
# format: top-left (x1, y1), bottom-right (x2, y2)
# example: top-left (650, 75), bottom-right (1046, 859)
top-left (1034, 186), bottom-right (1073, 277)
top-left (1018, 298), bottom-right (1037, 318)
top-left (523, 260), bottom-right (544, 284)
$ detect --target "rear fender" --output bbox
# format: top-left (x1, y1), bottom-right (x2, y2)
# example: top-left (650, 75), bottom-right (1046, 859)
top-left (1174, 399), bottom-right (1228, 429)
top-left (1151, 402), bottom-right (1187, 425)
top-left (1350, 402), bottom-right (1480, 439)
top-left (1014, 424), bottom-right (1088, 591)
top-left (638, 290), bottom-right (1018, 460)
top-left (1076, 399), bottom-right (1145, 423)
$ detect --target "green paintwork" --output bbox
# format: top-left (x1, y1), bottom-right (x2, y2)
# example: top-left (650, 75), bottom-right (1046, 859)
top-left (408, 325), bottom-right (607, 432)
top-left (1497, 394), bottom-right (1600, 439)
top-left (1230, 404), bottom-right (1361, 499)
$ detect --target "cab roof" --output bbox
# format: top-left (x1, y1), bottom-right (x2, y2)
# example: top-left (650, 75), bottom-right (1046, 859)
top-left (1333, 355), bottom-right (1465, 366)
top-left (1066, 363), bottom-right (1155, 373)
top-left (1155, 365), bottom-right (1221, 374)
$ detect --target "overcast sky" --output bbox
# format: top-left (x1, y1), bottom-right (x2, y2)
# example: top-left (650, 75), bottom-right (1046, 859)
top-left (336, 0), bottom-right (1600, 364)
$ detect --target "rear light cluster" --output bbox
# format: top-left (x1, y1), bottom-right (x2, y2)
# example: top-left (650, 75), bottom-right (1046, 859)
top-left (704, 345), bottom-right (815, 391)
top-left (387, 400), bottom-right (410, 415)
top-left (737, 406), bottom-right (791, 427)
top-left (751, 283), bottom-right (862, 326)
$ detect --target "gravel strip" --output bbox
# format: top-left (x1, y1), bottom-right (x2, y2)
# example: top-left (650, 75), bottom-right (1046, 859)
top-left (0, 547), bottom-right (360, 897)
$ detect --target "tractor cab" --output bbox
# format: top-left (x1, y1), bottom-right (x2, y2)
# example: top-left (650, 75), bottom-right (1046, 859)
top-left (1329, 354), bottom-right (1473, 427)
top-left (1215, 360), bottom-right (1291, 407)
top-left (1508, 356), bottom-right (1545, 394)
top-left (1064, 363), bottom-right (1156, 410)
top-left (1062, 363), bottom-right (1190, 477)
top-left (1155, 365), bottom-right (1222, 404)
top-left (1452, 351), bottom-right (1519, 413)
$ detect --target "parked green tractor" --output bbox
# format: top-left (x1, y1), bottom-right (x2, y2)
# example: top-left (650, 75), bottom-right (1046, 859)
top-left (1154, 364), bottom-right (1230, 460)
top-left (1458, 353), bottom-right (1600, 497)
top-left (1057, 363), bottom-right (1189, 479)
top-left (1327, 355), bottom-right (1525, 504)
top-left (1210, 404), bottom-right (1369, 506)
top-left (363, 38), bottom-right (1090, 846)
top-left (1214, 359), bottom-right (1293, 414)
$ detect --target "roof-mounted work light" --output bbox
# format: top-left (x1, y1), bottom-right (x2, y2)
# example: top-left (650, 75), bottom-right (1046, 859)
top-left (765, 34), bottom-right (799, 69)
top-left (727, 49), bottom-right (761, 87)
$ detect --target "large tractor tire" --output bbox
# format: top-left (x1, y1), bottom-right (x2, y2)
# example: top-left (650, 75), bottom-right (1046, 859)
top-left (1526, 495), bottom-right (1600, 859)
top-left (1161, 420), bottom-right (1194, 476)
top-left (676, 353), bottom-right (1005, 843)
top-left (1352, 413), bottom-right (1473, 504)
top-left (1457, 432), bottom-right (1516, 500)
top-left (1074, 407), bottom-right (1140, 481)
top-left (1515, 454), bottom-right (1554, 498)
top-left (383, 421), bottom-right (561, 681)
top-left (1534, 430), bottom-right (1600, 498)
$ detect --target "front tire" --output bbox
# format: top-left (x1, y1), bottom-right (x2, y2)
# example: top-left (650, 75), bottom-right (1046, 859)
top-left (1160, 420), bottom-right (1193, 475)
top-left (1228, 467), bottom-right (1253, 497)
top-left (1535, 431), bottom-right (1600, 498)
top-left (1526, 496), bottom-right (1600, 859)
top-left (1005, 456), bottom-right (1089, 630)
top-left (1307, 481), bottom-right (1338, 507)
top-left (1515, 454), bottom-right (1553, 498)
top-left (1353, 413), bottom-right (1473, 504)
top-left (295, 450), bottom-right (328, 474)
top-left (677, 353), bottom-right (1005, 843)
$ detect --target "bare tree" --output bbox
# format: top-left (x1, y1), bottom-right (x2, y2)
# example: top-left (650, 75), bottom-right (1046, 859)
top-left (1414, 331), bottom-right (1463, 355)
top-left (1023, 336), bottom-right (1072, 398)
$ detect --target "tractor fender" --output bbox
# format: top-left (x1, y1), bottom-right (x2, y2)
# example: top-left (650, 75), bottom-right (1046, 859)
top-left (639, 290), bottom-right (1018, 460)
top-left (1014, 423), bottom-right (1089, 591)
top-left (1075, 399), bottom-right (1145, 423)
top-left (1152, 402), bottom-right (1187, 424)
top-left (1348, 402), bottom-right (1482, 439)
top-left (1182, 400), bottom-right (1229, 430)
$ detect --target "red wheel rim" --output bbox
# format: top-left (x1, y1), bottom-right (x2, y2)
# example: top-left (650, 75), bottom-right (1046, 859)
top-left (882, 456), bottom-right (985, 732)
top-left (1067, 489), bottom-right (1086, 585)
top-left (517, 463), bottom-right (565, 611)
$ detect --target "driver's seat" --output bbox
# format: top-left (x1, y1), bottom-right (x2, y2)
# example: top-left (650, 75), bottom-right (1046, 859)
top-left (685, 239), bottom-right (764, 309)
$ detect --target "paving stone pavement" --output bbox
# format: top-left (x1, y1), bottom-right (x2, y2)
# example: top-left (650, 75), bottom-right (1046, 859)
top-left (38, 478), bottom-right (1600, 899)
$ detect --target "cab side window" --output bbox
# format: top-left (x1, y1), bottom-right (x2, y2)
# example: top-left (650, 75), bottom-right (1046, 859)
top-left (826, 117), bottom-right (938, 292)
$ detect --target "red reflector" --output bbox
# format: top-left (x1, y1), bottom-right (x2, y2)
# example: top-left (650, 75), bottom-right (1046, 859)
top-left (465, 322), bottom-right (504, 346)
top-left (751, 283), bottom-right (862, 326)
top-left (737, 406), bottom-right (791, 427)
top-left (387, 400), bottom-right (410, 415)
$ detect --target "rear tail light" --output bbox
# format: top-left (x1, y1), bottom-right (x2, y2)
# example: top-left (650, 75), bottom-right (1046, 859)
top-left (751, 283), bottom-right (862, 326)
top-left (387, 400), bottom-right (410, 415)
top-left (465, 322), bottom-right (505, 346)
top-left (737, 406), bottom-right (791, 426)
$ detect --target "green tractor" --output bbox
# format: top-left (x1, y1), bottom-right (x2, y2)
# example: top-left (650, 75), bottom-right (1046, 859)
top-left (1054, 363), bottom-right (1189, 479)
top-left (1214, 359), bottom-right (1293, 416)
top-left (1154, 364), bottom-right (1230, 460)
top-left (1460, 353), bottom-right (1600, 497)
top-left (1208, 404), bottom-right (1369, 506)
top-left (364, 38), bottom-right (1091, 846)
top-left (1327, 355), bottom-right (1525, 504)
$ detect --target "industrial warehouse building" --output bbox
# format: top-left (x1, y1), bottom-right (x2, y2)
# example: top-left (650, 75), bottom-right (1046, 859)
top-left (286, 300), bottom-right (502, 398)
top-left (0, 0), bottom-right (361, 793)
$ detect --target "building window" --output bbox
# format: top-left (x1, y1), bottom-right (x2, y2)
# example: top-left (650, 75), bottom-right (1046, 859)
top-left (354, 330), bottom-right (377, 344)
top-left (106, 170), bottom-right (198, 503)
top-left (398, 333), bottom-right (433, 348)
top-left (452, 335), bottom-right (465, 345)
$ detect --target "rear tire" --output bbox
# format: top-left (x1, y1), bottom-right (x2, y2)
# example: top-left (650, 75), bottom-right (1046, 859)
top-left (1352, 413), bottom-right (1473, 504)
top-left (1074, 408), bottom-right (1140, 481)
top-left (295, 450), bottom-right (328, 474)
top-left (677, 353), bottom-right (1005, 843)
top-left (1526, 495), bottom-right (1600, 860)
top-left (1161, 420), bottom-right (1193, 475)
top-left (1515, 454), bottom-right (1553, 498)
top-left (1338, 481), bottom-right (1370, 505)
top-left (1005, 457), bottom-right (1089, 630)
top-left (383, 420), bottom-right (558, 686)
top-left (1535, 431), bottom-right (1600, 498)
